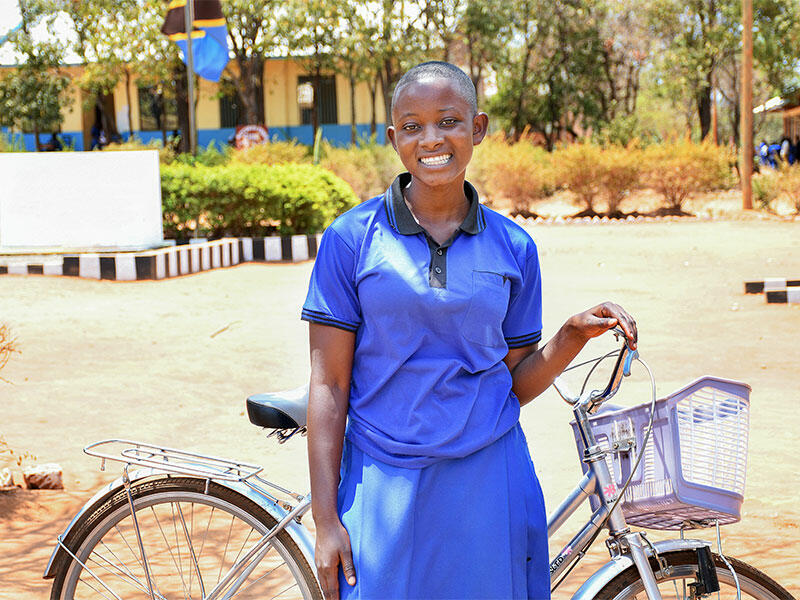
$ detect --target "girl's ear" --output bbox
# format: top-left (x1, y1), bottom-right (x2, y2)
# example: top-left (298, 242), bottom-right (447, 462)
top-left (472, 112), bottom-right (489, 145)
top-left (387, 126), bottom-right (399, 152)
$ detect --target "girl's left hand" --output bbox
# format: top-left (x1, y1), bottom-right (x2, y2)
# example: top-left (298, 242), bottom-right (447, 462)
top-left (568, 302), bottom-right (637, 350)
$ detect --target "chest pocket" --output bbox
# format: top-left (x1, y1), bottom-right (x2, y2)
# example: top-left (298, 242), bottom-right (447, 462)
top-left (461, 270), bottom-right (510, 347)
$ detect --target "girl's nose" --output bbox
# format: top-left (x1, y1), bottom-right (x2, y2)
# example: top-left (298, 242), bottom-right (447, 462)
top-left (420, 125), bottom-right (443, 149)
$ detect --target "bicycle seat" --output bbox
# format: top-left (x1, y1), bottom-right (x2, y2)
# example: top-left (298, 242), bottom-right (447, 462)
top-left (246, 385), bottom-right (308, 429)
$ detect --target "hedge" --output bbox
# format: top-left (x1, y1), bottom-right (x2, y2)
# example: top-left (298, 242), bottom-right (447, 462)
top-left (161, 162), bottom-right (358, 239)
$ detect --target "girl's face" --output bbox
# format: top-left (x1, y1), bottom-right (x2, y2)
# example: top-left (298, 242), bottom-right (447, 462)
top-left (387, 77), bottom-right (488, 191)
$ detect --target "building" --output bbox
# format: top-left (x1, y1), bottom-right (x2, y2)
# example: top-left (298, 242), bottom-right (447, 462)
top-left (0, 57), bottom-right (387, 151)
top-left (753, 88), bottom-right (800, 141)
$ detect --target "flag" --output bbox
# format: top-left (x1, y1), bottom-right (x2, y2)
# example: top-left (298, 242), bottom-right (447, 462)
top-left (161, 0), bottom-right (229, 82)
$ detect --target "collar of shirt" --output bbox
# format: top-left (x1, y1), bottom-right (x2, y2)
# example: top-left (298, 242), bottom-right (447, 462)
top-left (383, 172), bottom-right (487, 239)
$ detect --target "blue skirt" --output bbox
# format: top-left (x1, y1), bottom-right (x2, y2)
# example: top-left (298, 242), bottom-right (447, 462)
top-left (337, 423), bottom-right (550, 599)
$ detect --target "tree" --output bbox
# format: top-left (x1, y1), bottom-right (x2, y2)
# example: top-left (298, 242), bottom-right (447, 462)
top-left (0, 0), bottom-right (71, 150)
top-left (223, 0), bottom-right (288, 126)
top-left (489, 0), bottom-right (607, 149)
top-left (286, 0), bottom-right (342, 138)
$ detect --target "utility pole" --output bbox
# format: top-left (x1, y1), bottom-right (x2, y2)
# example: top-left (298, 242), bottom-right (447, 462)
top-left (183, 0), bottom-right (197, 155)
top-left (741, 0), bottom-right (753, 209)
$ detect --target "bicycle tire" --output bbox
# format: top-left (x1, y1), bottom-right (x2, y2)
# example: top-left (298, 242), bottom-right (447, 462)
top-left (50, 476), bottom-right (323, 600)
top-left (594, 549), bottom-right (795, 600)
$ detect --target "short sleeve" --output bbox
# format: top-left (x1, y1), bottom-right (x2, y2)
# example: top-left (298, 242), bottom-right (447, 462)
top-left (301, 226), bottom-right (361, 333)
top-left (502, 241), bottom-right (542, 348)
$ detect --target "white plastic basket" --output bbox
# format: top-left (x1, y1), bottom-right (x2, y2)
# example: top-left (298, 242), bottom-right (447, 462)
top-left (571, 376), bottom-right (751, 530)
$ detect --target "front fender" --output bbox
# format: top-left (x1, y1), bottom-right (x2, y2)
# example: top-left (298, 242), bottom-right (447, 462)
top-left (43, 470), bottom-right (316, 582)
top-left (570, 538), bottom-right (712, 600)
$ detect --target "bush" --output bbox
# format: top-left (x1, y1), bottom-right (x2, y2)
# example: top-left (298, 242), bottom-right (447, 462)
top-left (552, 143), bottom-right (606, 215)
top-left (469, 134), bottom-right (554, 215)
top-left (774, 167), bottom-right (800, 214)
top-left (104, 137), bottom-right (177, 165)
top-left (160, 162), bottom-right (358, 238)
top-left (642, 140), bottom-right (735, 213)
top-left (320, 143), bottom-right (383, 201)
top-left (230, 140), bottom-right (310, 166)
top-left (0, 133), bottom-right (24, 152)
top-left (597, 145), bottom-right (641, 216)
top-left (752, 174), bottom-right (779, 211)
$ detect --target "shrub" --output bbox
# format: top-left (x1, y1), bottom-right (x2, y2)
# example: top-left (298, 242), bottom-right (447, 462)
top-left (752, 174), bottom-right (779, 211)
top-left (173, 141), bottom-right (231, 167)
top-left (598, 145), bottom-right (642, 216)
top-left (160, 162), bottom-right (358, 238)
top-left (0, 133), bottom-right (24, 152)
top-left (320, 143), bottom-right (383, 201)
top-left (0, 323), bottom-right (18, 373)
top-left (552, 143), bottom-right (606, 215)
top-left (774, 167), bottom-right (800, 214)
top-left (470, 134), bottom-right (554, 215)
top-left (642, 140), bottom-right (735, 213)
top-left (104, 137), bottom-right (177, 164)
top-left (231, 140), bottom-right (310, 165)
top-left (357, 137), bottom-right (403, 191)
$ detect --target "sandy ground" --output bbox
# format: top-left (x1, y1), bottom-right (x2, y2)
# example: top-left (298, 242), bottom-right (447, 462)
top-left (1, 218), bottom-right (799, 598)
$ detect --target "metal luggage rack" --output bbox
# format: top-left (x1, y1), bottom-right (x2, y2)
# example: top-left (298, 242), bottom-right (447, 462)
top-left (84, 439), bottom-right (264, 482)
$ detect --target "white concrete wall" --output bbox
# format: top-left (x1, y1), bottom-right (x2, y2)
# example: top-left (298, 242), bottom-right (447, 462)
top-left (0, 150), bottom-right (163, 249)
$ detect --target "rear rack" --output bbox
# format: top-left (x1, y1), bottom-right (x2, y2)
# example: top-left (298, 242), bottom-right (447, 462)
top-left (84, 439), bottom-right (264, 482)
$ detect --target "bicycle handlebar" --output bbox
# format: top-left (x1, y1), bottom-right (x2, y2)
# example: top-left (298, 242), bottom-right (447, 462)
top-left (552, 328), bottom-right (638, 412)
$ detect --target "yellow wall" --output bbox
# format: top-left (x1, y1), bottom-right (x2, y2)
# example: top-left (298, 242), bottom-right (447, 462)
top-left (1, 57), bottom-right (387, 137)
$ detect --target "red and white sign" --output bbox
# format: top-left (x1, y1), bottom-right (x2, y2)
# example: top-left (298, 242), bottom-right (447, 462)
top-left (235, 124), bottom-right (269, 149)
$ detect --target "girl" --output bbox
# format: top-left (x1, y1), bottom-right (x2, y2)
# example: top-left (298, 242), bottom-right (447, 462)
top-left (302, 61), bottom-right (636, 600)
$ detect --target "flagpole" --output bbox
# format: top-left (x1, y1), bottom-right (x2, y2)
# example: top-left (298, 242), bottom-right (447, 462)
top-left (183, 0), bottom-right (197, 155)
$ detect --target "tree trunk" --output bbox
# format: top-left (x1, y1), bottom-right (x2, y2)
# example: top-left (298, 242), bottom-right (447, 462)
top-left (697, 72), bottom-right (713, 141)
top-left (349, 72), bottom-right (357, 145)
top-left (34, 126), bottom-right (41, 152)
top-left (236, 56), bottom-right (265, 125)
top-left (368, 79), bottom-right (377, 135)
top-left (125, 70), bottom-right (133, 140)
top-left (174, 64), bottom-right (191, 153)
top-left (311, 69), bottom-right (320, 140)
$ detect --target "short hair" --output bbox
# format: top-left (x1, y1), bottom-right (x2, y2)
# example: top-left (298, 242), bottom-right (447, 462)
top-left (391, 61), bottom-right (478, 118)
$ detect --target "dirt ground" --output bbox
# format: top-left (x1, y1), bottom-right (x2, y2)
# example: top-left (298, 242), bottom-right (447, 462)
top-left (1, 216), bottom-right (799, 598)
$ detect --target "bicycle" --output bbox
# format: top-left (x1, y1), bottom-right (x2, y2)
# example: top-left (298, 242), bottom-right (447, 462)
top-left (44, 330), bottom-right (795, 599)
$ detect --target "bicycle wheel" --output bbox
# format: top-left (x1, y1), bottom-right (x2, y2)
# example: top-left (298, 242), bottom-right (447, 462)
top-left (594, 549), bottom-right (795, 600)
top-left (50, 477), bottom-right (322, 600)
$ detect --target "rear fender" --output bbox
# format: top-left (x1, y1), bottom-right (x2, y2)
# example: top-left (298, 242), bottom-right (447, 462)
top-left (570, 538), bottom-right (712, 600)
top-left (43, 470), bottom-right (315, 581)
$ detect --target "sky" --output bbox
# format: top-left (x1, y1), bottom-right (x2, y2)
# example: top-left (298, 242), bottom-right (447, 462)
top-left (0, 1), bottom-right (80, 64)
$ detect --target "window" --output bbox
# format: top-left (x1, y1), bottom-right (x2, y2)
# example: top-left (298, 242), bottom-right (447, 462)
top-left (220, 92), bottom-right (243, 128)
top-left (138, 87), bottom-right (178, 132)
top-left (298, 76), bottom-right (338, 125)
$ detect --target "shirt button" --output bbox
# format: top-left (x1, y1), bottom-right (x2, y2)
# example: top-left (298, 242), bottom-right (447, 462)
top-left (434, 266), bottom-right (442, 274)
top-left (436, 249), bottom-right (443, 255)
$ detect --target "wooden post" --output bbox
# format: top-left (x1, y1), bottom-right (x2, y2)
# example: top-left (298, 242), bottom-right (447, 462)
top-left (741, 0), bottom-right (753, 210)
top-left (184, 0), bottom-right (197, 155)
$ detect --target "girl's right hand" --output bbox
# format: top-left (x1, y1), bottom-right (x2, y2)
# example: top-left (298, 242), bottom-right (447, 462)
top-left (314, 519), bottom-right (356, 600)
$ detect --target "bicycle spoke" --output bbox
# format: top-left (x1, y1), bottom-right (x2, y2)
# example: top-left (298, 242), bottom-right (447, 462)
top-left (86, 552), bottom-right (167, 600)
top-left (151, 503), bottom-right (192, 597)
top-left (216, 513), bottom-right (237, 585)
top-left (177, 501), bottom-right (206, 598)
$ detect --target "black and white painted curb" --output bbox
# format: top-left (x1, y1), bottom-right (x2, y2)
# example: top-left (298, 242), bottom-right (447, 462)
top-left (0, 235), bottom-right (322, 281)
top-left (744, 278), bottom-right (800, 304)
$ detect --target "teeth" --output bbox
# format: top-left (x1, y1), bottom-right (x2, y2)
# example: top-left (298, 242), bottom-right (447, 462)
top-left (420, 154), bottom-right (451, 166)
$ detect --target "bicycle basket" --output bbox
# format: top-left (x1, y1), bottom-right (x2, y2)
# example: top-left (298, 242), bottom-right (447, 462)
top-left (570, 376), bottom-right (751, 530)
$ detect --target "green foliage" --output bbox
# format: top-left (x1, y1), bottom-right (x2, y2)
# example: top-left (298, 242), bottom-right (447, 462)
top-left (230, 141), bottom-right (311, 166)
top-left (0, 133), bottom-right (25, 152)
top-left (173, 141), bottom-right (231, 167)
top-left (103, 138), bottom-right (177, 164)
top-left (0, 3), bottom-right (71, 138)
top-left (160, 162), bottom-right (358, 238)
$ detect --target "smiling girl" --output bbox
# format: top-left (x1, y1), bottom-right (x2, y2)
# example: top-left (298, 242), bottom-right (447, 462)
top-left (301, 61), bottom-right (637, 599)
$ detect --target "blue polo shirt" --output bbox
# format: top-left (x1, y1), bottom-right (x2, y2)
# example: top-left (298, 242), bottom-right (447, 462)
top-left (302, 173), bottom-right (542, 468)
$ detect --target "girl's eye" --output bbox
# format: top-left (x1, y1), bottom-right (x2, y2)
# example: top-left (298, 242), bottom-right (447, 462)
top-left (441, 118), bottom-right (457, 126)
top-left (402, 123), bottom-right (419, 131)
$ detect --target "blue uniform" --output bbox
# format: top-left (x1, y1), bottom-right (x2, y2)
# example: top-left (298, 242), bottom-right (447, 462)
top-left (302, 173), bottom-right (550, 598)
